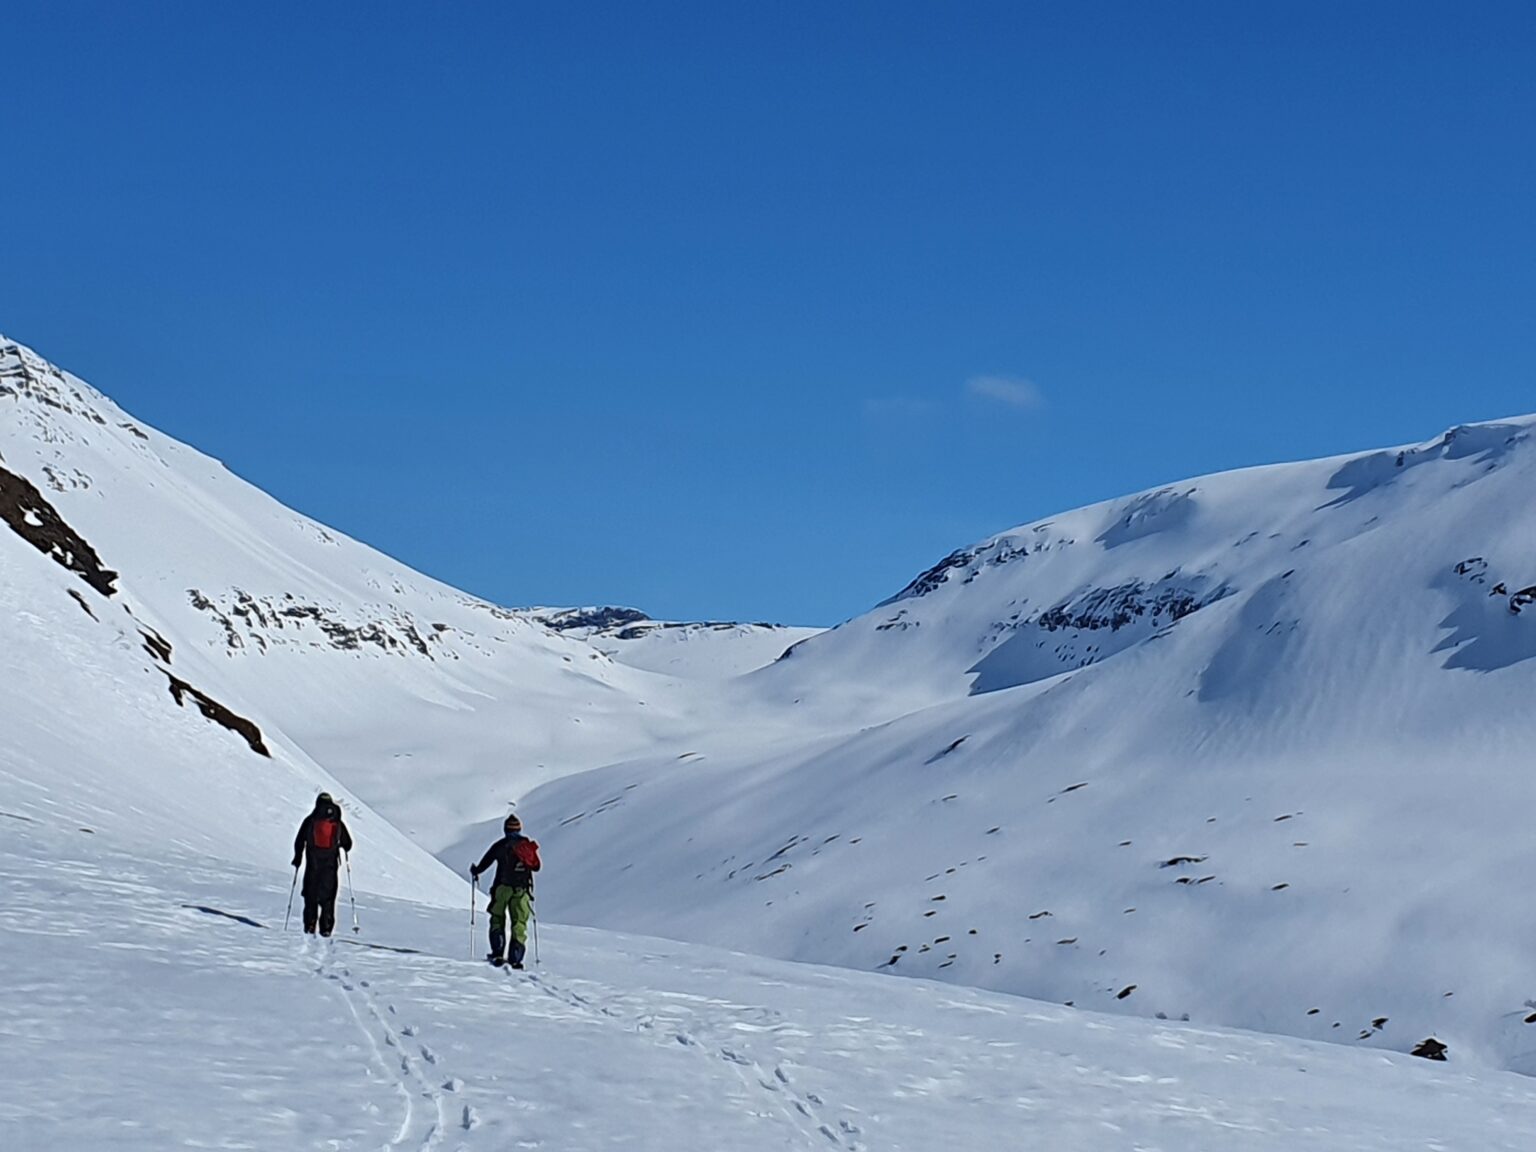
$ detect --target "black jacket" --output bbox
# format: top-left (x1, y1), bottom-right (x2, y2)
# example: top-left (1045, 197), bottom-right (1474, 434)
top-left (293, 800), bottom-right (353, 872)
top-left (473, 834), bottom-right (539, 891)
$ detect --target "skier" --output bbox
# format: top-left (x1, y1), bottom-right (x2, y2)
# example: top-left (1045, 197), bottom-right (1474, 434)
top-left (470, 814), bottom-right (541, 967)
top-left (292, 792), bottom-right (353, 937)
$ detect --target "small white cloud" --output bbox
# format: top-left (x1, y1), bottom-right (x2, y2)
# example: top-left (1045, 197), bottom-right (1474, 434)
top-left (966, 375), bottom-right (1044, 410)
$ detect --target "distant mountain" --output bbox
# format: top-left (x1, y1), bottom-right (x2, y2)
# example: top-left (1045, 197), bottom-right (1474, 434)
top-left (531, 606), bottom-right (820, 678)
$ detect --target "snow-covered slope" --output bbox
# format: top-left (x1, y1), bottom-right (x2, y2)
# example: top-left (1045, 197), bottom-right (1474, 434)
top-left (9, 810), bottom-right (1536, 1151)
top-left (529, 417), bottom-right (1536, 1069)
top-left (9, 330), bottom-right (1536, 1078)
top-left (749, 421), bottom-right (1536, 712)
top-left (0, 336), bottom-right (755, 858)
top-left (0, 353), bottom-right (457, 900)
top-left (0, 512), bottom-right (459, 904)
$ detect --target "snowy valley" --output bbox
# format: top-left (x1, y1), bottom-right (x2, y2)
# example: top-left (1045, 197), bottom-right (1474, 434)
top-left (6, 333), bottom-right (1536, 1148)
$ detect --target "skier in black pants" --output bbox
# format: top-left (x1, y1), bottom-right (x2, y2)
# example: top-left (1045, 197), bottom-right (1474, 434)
top-left (293, 792), bottom-right (353, 936)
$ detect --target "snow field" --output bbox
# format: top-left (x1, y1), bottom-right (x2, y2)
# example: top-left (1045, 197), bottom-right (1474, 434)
top-left (6, 815), bottom-right (1536, 1151)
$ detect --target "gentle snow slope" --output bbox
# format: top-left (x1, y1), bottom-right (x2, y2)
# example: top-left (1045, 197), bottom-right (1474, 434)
top-left (8, 814), bottom-right (1536, 1151)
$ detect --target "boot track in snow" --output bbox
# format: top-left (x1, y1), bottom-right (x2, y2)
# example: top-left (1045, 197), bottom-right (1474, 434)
top-left (310, 942), bottom-right (468, 1150)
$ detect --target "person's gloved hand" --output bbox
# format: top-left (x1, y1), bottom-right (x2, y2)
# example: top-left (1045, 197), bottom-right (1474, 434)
top-left (292, 855), bottom-right (302, 869)
top-left (469, 865), bottom-right (480, 880)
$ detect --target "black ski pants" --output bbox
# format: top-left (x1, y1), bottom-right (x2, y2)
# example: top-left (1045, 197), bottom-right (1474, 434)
top-left (302, 860), bottom-right (340, 936)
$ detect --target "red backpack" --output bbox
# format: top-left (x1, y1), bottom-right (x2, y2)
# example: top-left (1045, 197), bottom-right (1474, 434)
top-left (312, 818), bottom-right (339, 851)
top-left (513, 838), bottom-right (541, 871)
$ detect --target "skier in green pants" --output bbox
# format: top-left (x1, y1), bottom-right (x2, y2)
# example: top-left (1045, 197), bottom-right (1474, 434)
top-left (470, 814), bottom-right (541, 968)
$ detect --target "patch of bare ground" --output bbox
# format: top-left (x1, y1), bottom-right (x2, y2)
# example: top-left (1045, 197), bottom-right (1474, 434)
top-left (164, 672), bottom-right (270, 757)
top-left (0, 462), bottom-right (118, 596)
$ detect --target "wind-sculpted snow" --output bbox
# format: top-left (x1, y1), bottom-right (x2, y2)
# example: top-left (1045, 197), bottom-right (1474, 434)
top-left (1096, 485), bottom-right (1200, 547)
top-left (883, 533), bottom-right (1045, 604)
top-left (969, 573), bottom-right (1230, 693)
top-left (1322, 421), bottom-right (1529, 506)
top-left (1435, 557), bottom-right (1536, 672)
top-left (1196, 571), bottom-right (1301, 703)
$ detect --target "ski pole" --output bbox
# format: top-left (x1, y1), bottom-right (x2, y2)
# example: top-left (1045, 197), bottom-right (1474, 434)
top-left (470, 874), bottom-right (479, 960)
top-left (344, 850), bottom-right (359, 934)
top-left (283, 864), bottom-right (299, 931)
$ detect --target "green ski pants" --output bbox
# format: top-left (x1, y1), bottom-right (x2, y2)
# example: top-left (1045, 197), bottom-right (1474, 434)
top-left (488, 885), bottom-right (533, 944)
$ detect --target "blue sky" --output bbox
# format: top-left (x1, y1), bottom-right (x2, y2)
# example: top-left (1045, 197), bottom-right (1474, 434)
top-left (4, 3), bottom-right (1534, 624)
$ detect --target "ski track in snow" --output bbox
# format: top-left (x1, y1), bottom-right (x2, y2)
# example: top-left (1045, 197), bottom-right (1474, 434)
top-left (10, 816), bottom-right (1536, 1151)
top-left (519, 967), bottom-right (858, 1150)
top-left (314, 942), bottom-right (453, 1152)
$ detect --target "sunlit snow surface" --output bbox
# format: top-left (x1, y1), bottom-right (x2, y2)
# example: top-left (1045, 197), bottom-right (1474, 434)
top-left (9, 326), bottom-right (1536, 1118)
top-left (6, 816), bottom-right (1536, 1151)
